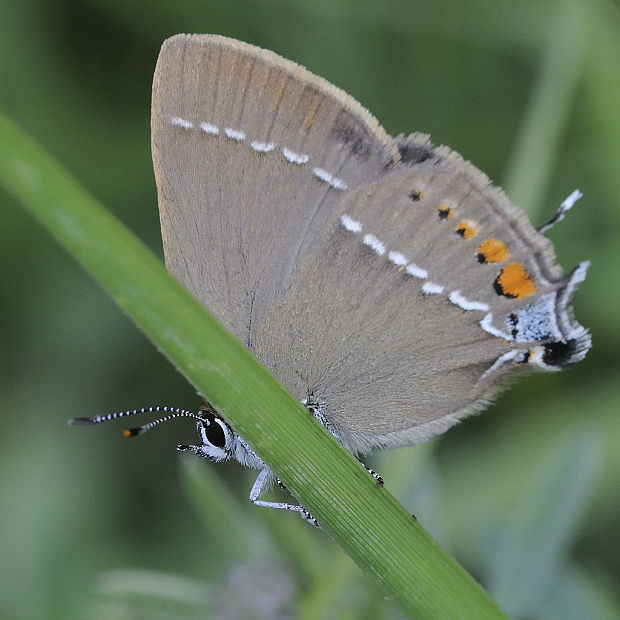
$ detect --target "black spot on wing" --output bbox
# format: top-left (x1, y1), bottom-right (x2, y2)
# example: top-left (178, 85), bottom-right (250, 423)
top-left (543, 339), bottom-right (579, 367)
top-left (331, 110), bottom-right (372, 160)
top-left (397, 142), bottom-right (437, 165)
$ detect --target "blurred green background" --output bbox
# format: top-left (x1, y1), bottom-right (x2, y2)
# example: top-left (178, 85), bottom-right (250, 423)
top-left (1, 0), bottom-right (619, 618)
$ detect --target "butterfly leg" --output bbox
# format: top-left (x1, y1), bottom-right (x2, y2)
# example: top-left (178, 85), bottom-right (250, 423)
top-left (249, 467), bottom-right (320, 527)
top-left (307, 402), bottom-right (384, 487)
top-left (362, 464), bottom-right (384, 486)
top-left (177, 443), bottom-right (204, 455)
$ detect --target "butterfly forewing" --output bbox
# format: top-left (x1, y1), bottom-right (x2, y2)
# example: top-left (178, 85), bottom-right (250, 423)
top-left (152, 34), bottom-right (398, 346)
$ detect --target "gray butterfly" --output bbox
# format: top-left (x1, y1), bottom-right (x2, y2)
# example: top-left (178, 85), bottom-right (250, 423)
top-left (71, 35), bottom-right (590, 524)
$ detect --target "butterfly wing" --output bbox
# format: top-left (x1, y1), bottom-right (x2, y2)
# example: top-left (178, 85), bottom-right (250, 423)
top-left (254, 146), bottom-right (590, 452)
top-left (152, 34), bottom-right (399, 346)
top-left (152, 35), bottom-right (589, 454)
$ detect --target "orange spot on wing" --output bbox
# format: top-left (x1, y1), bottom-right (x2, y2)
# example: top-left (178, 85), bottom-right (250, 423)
top-left (477, 238), bottom-right (509, 263)
top-left (455, 220), bottom-right (478, 239)
top-left (494, 262), bottom-right (537, 299)
top-left (301, 90), bottom-right (322, 129)
top-left (438, 204), bottom-right (454, 220)
top-left (304, 107), bottom-right (317, 129)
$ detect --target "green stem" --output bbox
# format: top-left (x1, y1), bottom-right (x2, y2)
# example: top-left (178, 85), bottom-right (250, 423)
top-left (0, 111), bottom-right (507, 618)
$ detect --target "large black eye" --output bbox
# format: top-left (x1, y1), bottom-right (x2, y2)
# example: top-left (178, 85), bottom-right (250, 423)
top-left (202, 414), bottom-right (227, 449)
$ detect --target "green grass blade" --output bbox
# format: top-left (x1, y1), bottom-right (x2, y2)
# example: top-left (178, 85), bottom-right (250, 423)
top-left (503, 0), bottom-right (592, 218)
top-left (0, 110), bottom-right (507, 618)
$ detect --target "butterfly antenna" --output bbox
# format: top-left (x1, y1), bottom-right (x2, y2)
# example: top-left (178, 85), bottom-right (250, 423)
top-left (68, 406), bottom-right (202, 438)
